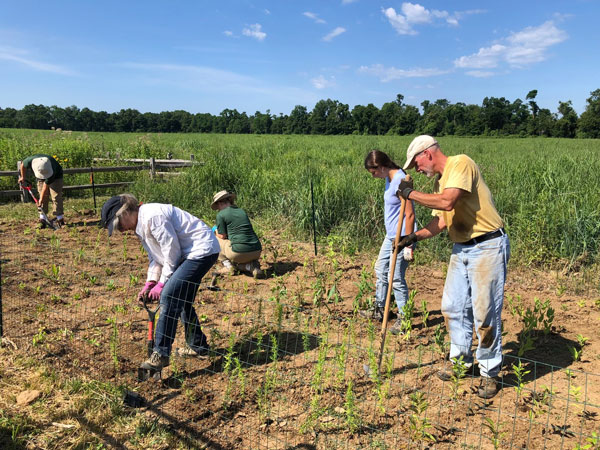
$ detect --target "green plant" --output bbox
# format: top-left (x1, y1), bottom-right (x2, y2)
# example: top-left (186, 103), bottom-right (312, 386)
top-left (344, 381), bottom-right (361, 433)
top-left (32, 327), bottom-right (47, 346)
top-left (574, 431), bottom-right (600, 450)
top-left (568, 345), bottom-right (583, 362)
top-left (576, 334), bottom-right (589, 347)
top-left (106, 280), bottom-right (116, 291)
top-left (483, 417), bottom-right (506, 450)
top-left (450, 356), bottom-right (468, 399)
top-left (106, 317), bottom-right (120, 372)
top-left (434, 324), bottom-right (448, 356)
top-left (512, 360), bottom-right (530, 398)
top-left (407, 391), bottom-right (436, 443)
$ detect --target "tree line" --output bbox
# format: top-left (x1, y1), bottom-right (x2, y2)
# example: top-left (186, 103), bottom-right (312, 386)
top-left (2, 89), bottom-right (600, 138)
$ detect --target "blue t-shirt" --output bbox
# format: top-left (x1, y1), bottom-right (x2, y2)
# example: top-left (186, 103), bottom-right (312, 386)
top-left (384, 170), bottom-right (417, 238)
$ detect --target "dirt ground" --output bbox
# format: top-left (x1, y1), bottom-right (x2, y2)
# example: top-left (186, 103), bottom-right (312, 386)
top-left (1, 213), bottom-right (599, 449)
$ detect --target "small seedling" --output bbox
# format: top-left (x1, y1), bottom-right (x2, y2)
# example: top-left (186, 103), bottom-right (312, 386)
top-left (512, 360), bottom-right (530, 398)
top-left (483, 417), bottom-right (506, 450)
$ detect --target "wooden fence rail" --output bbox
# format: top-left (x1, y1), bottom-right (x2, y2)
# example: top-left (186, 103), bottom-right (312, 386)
top-left (0, 157), bottom-right (199, 205)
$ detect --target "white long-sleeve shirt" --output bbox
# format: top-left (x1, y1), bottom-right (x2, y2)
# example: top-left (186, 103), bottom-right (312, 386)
top-left (135, 203), bottom-right (220, 284)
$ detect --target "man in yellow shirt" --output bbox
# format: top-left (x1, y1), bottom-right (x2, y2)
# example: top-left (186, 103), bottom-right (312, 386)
top-left (396, 135), bottom-right (510, 399)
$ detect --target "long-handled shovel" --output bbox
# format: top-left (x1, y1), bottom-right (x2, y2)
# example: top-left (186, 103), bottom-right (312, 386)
top-left (376, 174), bottom-right (411, 375)
top-left (137, 295), bottom-right (162, 381)
top-left (21, 183), bottom-right (58, 230)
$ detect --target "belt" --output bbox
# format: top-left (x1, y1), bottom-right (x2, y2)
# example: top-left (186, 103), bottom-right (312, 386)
top-left (460, 228), bottom-right (505, 246)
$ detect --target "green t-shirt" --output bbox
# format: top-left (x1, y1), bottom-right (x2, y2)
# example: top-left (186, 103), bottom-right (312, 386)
top-left (22, 154), bottom-right (63, 184)
top-left (216, 205), bottom-right (262, 253)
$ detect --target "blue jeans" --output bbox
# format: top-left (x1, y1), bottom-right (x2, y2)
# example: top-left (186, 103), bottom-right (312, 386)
top-left (154, 253), bottom-right (218, 357)
top-left (441, 234), bottom-right (510, 378)
top-left (374, 236), bottom-right (410, 312)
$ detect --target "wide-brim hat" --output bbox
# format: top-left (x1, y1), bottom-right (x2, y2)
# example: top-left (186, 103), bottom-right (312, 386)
top-left (211, 190), bottom-right (236, 210)
top-left (31, 157), bottom-right (54, 179)
top-left (403, 135), bottom-right (438, 170)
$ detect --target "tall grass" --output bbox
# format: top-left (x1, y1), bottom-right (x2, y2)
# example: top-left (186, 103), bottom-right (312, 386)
top-left (1, 129), bottom-right (599, 266)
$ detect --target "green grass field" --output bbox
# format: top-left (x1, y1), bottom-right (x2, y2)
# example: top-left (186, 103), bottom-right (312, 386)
top-left (1, 129), bottom-right (599, 268)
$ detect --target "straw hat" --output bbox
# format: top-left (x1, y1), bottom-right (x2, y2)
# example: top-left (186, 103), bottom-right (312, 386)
top-left (211, 190), bottom-right (236, 210)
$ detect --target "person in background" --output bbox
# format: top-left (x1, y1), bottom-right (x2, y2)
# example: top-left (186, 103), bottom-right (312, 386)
top-left (18, 154), bottom-right (65, 228)
top-left (396, 135), bottom-right (510, 399)
top-left (360, 150), bottom-right (416, 335)
top-left (101, 194), bottom-right (220, 371)
top-left (211, 190), bottom-right (263, 278)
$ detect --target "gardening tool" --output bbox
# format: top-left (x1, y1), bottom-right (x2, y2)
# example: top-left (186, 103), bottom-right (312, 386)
top-left (21, 182), bottom-right (58, 230)
top-left (137, 294), bottom-right (162, 381)
top-left (376, 174), bottom-right (411, 375)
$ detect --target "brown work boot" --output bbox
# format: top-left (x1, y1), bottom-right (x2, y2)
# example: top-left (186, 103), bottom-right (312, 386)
top-left (478, 377), bottom-right (500, 399)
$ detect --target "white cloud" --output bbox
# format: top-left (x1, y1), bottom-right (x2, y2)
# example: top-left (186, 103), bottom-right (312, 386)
top-left (322, 27), bottom-right (346, 42)
top-left (383, 3), bottom-right (484, 35)
top-left (242, 24), bottom-right (266, 41)
top-left (303, 12), bottom-right (326, 24)
top-left (264, 9), bottom-right (271, 15)
top-left (223, 30), bottom-right (233, 37)
top-left (465, 70), bottom-right (494, 78)
top-left (0, 46), bottom-right (75, 75)
top-left (455, 21), bottom-right (567, 73)
top-left (342, 0), bottom-right (359, 4)
top-left (311, 75), bottom-right (336, 89)
top-left (358, 63), bottom-right (447, 81)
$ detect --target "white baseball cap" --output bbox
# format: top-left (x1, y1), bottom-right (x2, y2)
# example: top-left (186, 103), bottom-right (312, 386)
top-left (31, 157), bottom-right (54, 179)
top-left (403, 135), bottom-right (438, 170)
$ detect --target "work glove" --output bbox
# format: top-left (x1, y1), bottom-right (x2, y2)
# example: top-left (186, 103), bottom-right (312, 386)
top-left (397, 232), bottom-right (418, 250)
top-left (403, 246), bottom-right (414, 261)
top-left (148, 282), bottom-right (165, 302)
top-left (138, 281), bottom-right (157, 301)
top-left (396, 178), bottom-right (414, 199)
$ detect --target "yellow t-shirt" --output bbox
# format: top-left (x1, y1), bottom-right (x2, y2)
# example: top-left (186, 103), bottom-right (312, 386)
top-left (433, 155), bottom-right (503, 243)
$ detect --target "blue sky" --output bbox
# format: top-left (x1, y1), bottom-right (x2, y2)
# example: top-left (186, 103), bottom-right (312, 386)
top-left (1, 0), bottom-right (598, 115)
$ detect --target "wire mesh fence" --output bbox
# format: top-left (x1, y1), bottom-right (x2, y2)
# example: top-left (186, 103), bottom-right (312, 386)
top-left (1, 222), bottom-right (599, 449)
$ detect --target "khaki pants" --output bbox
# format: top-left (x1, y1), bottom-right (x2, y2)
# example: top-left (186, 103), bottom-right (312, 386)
top-left (217, 235), bottom-right (261, 264)
top-left (37, 178), bottom-right (64, 217)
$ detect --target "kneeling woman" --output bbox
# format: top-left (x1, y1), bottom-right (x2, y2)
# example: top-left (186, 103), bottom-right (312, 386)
top-left (101, 194), bottom-right (220, 371)
top-left (211, 190), bottom-right (263, 277)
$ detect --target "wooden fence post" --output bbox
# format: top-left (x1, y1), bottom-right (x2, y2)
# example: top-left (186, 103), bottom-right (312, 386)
top-left (150, 157), bottom-right (156, 179)
top-left (17, 161), bottom-right (25, 203)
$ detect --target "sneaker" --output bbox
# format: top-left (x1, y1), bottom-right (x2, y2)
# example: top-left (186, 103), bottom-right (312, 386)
top-left (54, 218), bottom-right (65, 228)
top-left (140, 351), bottom-right (169, 371)
top-left (389, 318), bottom-right (404, 336)
top-left (478, 377), bottom-right (499, 399)
top-left (175, 346), bottom-right (210, 358)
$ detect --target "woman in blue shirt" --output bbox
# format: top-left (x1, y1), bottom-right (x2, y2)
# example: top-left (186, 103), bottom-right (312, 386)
top-left (361, 150), bottom-right (416, 335)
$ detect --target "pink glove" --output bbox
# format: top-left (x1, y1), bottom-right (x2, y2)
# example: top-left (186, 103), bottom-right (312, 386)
top-left (148, 282), bottom-right (165, 301)
top-left (138, 281), bottom-right (156, 301)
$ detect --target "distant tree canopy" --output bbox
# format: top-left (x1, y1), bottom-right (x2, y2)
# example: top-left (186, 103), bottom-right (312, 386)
top-left (1, 89), bottom-right (599, 138)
